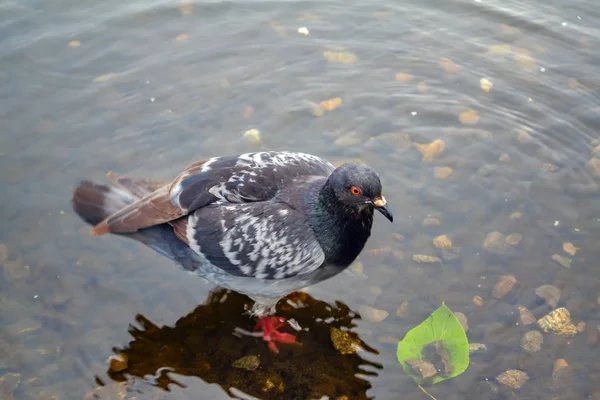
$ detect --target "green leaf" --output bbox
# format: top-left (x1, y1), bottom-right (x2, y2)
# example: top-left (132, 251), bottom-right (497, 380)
top-left (396, 302), bottom-right (469, 385)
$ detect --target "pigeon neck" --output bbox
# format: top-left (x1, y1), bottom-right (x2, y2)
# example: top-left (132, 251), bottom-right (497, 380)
top-left (309, 184), bottom-right (373, 267)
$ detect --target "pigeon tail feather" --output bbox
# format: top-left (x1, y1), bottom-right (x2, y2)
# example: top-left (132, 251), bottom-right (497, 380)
top-left (71, 177), bottom-right (200, 270)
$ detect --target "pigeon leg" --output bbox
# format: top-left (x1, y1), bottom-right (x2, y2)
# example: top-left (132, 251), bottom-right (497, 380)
top-left (254, 316), bottom-right (297, 353)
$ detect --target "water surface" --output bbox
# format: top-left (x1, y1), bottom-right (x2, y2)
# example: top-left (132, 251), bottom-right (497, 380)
top-left (2, 0), bottom-right (600, 398)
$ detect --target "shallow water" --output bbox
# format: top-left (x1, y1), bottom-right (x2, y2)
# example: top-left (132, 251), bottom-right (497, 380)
top-left (2, 0), bottom-right (600, 398)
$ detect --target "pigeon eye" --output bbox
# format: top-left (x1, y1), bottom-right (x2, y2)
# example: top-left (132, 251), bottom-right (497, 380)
top-left (350, 186), bottom-right (362, 196)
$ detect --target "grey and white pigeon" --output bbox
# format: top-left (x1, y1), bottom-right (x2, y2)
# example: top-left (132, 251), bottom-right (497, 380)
top-left (72, 151), bottom-right (393, 353)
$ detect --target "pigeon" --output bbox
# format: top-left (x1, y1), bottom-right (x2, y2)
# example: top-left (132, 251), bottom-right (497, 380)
top-left (71, 151), bottom-right (393, 353)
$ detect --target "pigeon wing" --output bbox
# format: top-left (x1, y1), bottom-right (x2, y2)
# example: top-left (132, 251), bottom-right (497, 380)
top-left (89, 151), bottom-right (334, 235)
top-left (185, 200), bottom-right (326, 280)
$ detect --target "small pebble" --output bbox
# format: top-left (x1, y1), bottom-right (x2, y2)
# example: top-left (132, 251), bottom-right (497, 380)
top-left (330, 327), bottom-right (362, 354)
top-left (505, 233), bottom-right (522, 246)
top-left (433, 235), bottom-right (452, 249)
top-left (552, 358), bottom-right (570, 380)
top-left (521, 330), bottom-right (543, 353)
top-left (509, 211), bottom-right (523, 220)
top-left (297, 27), bottom-right (309, 35)
top-left (359, 305), bottom-right (389, 322)
top-left (440, 57), bottom-right (462, 74)
top-left (395, 73), bottom-right (414, 82)
top-left (232, 355), bottom-right (260, 370)
top-left (459, 109), bottom-right (479, 125)
top-left (468, 343), bottom-right (488, 355)
top-left (414, 139), bottom-right (446, 161)
top-left (541, 163), bottom-right (559, 172)
top-left (535, 284), bottom-right (561, 308)
top-left (473, 295), bottom-right (484, 307)
top-left (493, 275), bottom-right (517, 298)
top-left (552, 254), bottom-right (572, 269)
top-left (349, 261), bottom-right (366, 278)
top-left (433, 166), bottom-right (453, 179)
top-left (576, 321), bottom-right (586, 332)
top-left (496, 369), bottom-right (529, 389)
top-left (423, 217), bottom-right (441, 227)
top-left (499, 153), bottom-right (511, 162)
top-left (585, 158), bottom-right (600, 177)
top-left (412, 254), bottom-right (442, 264)
top-left (396, 300), bottom-right (409, 317)
top-left (323, 51), bottom-right (358, 64)
top-left (515, 128), bottom-right (534, 145)
top-left (479, 78), bottom-right (493, 92)
top-left (483, 231), bottom-right (508, 254)
top-left (392, 233), bottom-right (404, 241)
top-left (537, 307), bottom-right (578, 336)
top-left (68, 40), bottom-right (81, 48)
top-left (363, 247), bottom-right (391, 263)
top-left (517, 306), bottom-right (536, 325)
top-left (406, 359), bottom-right (437, 380)
top-left (320, 97), bottom-right (343, 111)
top-left (334, 135), bottom-right (362, 147)
top-left (244, 129), bottom-right (261, 145)
top-left (563, 242), bottom-right (579, 256)
top-left (108, 354), bottom-right (128, 372)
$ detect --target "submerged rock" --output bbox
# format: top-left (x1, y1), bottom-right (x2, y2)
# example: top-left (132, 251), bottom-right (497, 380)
top-left (496, 369), bottom-right (529, 389)
top-left (468, 343), bottom-right (488, 355)
top-left (433, 235), bottom-right (452, 249)
top-left (562, 242), bottom-right (579, 256)
top-left (552, 254), bottom-right (572, 269)
top-left (537, 308), bottom-right (578, 336)
top-left (108, 353), bottom-right (128, 372)
top-left (493, 275), bottom-right (517, 299)
top-left (535, 284), bottom-right (561, 308)
top-left (412, 254), bottom-right (442, 264)
top-left (483, 232), bottom-right (509, 255)
top-left (232, 355), bottom-right (260, 371)
top-left (406, 359), bottom-right (437, 380)
top-left (517, 306), bottom-right (536, 326)
top-left (359, 305), bottom-right (389, 323)
top-left (521, 330), bottom-right (543, 353)
top-left (0, 373), bottom-right (20, 400)
top-left (330, 327), bottom-right (362, 354)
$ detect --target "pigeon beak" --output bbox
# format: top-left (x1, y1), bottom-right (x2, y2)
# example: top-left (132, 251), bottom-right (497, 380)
top-left (373, 196), bottom-right (393, 222)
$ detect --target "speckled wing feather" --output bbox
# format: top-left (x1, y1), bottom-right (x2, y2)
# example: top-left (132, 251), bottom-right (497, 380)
top-left (186, 201), bottom-right (326, 280)
top-left (168, 151), bottom-right (335, 209)
top-left (90, 151), bottom-right (334, 235)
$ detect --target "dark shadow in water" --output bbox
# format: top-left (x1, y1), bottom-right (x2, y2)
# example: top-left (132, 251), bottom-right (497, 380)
top-left (101, 289), bottom-right (383, 400)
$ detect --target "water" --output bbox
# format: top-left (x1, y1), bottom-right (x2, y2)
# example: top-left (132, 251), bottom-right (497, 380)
top-left (1, 0), bottom-right (600, 398)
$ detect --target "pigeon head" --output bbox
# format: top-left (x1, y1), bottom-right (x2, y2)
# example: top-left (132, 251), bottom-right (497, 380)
top-left (326, 162), bottom-right (393, 222)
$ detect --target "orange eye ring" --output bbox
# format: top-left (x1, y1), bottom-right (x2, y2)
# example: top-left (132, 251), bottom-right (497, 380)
top-left (350, 186), bottom-right (362, 196)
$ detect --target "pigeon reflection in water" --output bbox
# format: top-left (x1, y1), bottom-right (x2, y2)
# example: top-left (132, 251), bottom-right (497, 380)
top-left (100, 289), bottom-right (382, 400)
